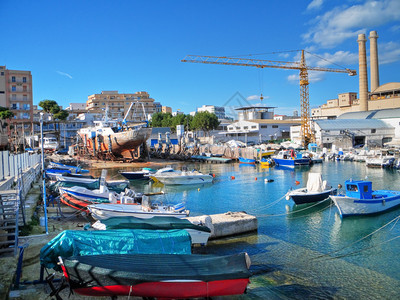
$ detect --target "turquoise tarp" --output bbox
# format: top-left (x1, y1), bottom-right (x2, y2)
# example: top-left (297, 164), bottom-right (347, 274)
top-left (40, 229), bottom-right (191, 270)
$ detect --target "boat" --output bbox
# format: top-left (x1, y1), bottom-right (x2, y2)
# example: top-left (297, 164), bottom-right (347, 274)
top-left (272, 149), bottom-right (311, 167)
top-left (92, 216), bottom-right (211, 245)
top-left (77, 104), bottom-right (152, 160)
top-left (59, 193), bottom-right (109, 212)
top-left (49, 161), bottom-right (89, 173)
top-left (331, 180), bottom-right (400, 217)
top-left (119, 167), bottom-right (156, 180)
top-left (40, 229), bottom-right (192, 270)
top-left (39, 136), bottom-right (59, 152)
top-left (238, 157), bottom-right (256, 164)
top-left (151, 168), bottom-right (213, 185)
top-left (58, 252), bottom-right (251, 298)
top-left (260, 157), bottom-right (273, 167)
top-left (45, 168), bottom-right (71, 180)
top-left (366, 155), bottom-right (396, 168)
top-left (285, 173), bottom-right (337, 205)
top-left (88, 196), bottom-right (188, 220)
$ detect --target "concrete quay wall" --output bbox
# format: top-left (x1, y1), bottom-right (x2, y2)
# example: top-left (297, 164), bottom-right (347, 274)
top-left (0, 164), bottom-right (41, 198)
top-left (187, 211), bottom-right (258, 239)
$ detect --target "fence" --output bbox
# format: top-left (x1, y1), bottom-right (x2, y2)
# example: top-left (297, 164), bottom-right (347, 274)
top-left (0, 151), bottom-right (41, 181)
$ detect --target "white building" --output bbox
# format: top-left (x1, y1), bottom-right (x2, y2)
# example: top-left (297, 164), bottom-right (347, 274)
top-left (197, 105), bottom-right (226, 119)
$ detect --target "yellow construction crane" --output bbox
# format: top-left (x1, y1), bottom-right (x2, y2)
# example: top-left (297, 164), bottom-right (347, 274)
top-left (182, 50), bottom-right (357, 147)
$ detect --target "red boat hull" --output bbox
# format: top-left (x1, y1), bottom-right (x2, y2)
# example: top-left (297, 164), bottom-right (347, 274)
top-left (60, 193), bottom-right (96, 212)
top-left (72, 279), bottom-right (249, 298)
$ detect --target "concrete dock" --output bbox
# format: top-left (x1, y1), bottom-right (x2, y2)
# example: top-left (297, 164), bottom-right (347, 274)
top-left (186, 211), bottom-right (258, 239)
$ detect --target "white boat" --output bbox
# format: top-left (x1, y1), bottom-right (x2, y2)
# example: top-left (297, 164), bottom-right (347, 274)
top-left (151, 168), bottom-right (213, 185)
top-left (365, 155), bottom-right (395, 168)
top-left (88, 197), bottom-right (189, 220)
top-left (286, 173), bottom-right (337, 205)
top-left (40, 136), bottom-right (59, 151)
top-left (331, 180), bottom-right (400, 217)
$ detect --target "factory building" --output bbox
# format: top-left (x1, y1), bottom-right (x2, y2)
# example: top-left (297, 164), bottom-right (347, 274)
top-left (312, 31), bottom-right (400, 119)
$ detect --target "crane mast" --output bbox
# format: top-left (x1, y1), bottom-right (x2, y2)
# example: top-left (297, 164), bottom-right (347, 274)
top-left (182, 50), bottom-right (357, 147)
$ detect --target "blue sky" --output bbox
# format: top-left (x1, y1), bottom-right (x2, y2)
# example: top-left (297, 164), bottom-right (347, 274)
top-left (1, 0), bottom-right (399, 117)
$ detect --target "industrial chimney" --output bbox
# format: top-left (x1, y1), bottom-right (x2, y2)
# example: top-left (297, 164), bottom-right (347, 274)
top-left (369, 31), bottom-right (380, 92)
top-left (357, 33), bottom-right (368, 111)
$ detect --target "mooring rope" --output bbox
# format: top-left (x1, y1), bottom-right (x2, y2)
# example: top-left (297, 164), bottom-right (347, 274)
top-left (257, 198), bottom-right (331, 218)
top-left (312, 214), bottom-right (400, 260)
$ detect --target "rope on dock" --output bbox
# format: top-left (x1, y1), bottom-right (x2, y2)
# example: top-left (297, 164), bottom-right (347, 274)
top-left (312, 214), bottom-right (400, 261)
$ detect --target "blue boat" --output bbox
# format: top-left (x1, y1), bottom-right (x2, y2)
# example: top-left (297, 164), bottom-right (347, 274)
top-left (238, 157), bottom-right (256, 164)
top-left (331, 180), bottom-right (400, 217)
top-left (272, 150), bottom-right (310, 167)
top-left (49, 161), bottom-right (89, 173)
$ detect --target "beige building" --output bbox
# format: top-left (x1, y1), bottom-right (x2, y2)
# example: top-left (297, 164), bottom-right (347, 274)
top-left (0, 65), bottom-right (33, 129)
top-left (162, 106), bottom-right (172, 113)
top-left (86, 90), bottom-right (160, 122)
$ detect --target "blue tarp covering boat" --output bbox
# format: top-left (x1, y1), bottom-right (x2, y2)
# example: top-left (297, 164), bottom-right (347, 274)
top-left (40, 229), bottom-right (191, 270)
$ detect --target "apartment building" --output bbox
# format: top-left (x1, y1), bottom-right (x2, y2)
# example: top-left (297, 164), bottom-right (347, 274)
top-left (0, 65), bottom-right (33, 130)
top-left (197, 105), bottom-right (226, 120)
top-left (86, 90), bottom-right (160, 122)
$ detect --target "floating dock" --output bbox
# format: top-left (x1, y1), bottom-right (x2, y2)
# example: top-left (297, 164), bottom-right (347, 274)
top-left (186, 212), bottom-right (257, 239)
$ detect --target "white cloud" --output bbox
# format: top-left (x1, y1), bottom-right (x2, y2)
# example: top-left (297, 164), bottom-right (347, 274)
top-left (246, 94), bottom-right (270, 101)
top-left (379, 41), bottom-right (400, 64)
top-left (307, 0), bottom-right (324, 11)
top-left (56, 71), bottom-right (73, 79)
top-left (303, 0), bottom-right (400, 48)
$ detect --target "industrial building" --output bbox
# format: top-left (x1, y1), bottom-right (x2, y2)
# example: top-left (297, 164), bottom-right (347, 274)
top-left (312, 31), bottom-right (400, 119)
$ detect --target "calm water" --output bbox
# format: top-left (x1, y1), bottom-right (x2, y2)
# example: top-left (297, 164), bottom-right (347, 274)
top-left (91, 161), bottom-right (400, 299)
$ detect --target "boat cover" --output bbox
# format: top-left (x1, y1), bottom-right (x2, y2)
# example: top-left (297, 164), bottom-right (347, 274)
top-left (99, 216), bottom-right (211, 233)
top-left (40, 229), bottom-right (191, 270)
top-left (62, 253), bottom-right (251, 286)
top-left (307, 173), bottom-right (324, 192)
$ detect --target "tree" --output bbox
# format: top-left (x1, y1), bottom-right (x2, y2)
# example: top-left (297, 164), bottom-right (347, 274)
top-left (53, 109), bottom-right (69, 121)
top-left (0, 106), bottom-right (14, 128)
top-left (191, 111), bottom-right (220, 136)
top-left (38, 100), bottom-right (59, 114)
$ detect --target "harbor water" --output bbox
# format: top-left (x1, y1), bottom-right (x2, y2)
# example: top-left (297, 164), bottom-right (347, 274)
top-left (92, 161), bottom-right (400, 299)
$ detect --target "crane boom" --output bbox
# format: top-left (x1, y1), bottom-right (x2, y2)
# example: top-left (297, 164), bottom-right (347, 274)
top-left (181, 50), bottom-right (357, 147)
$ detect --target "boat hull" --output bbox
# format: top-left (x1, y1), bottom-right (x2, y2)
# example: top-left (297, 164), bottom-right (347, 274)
top-left (331, 192), bottom-right (400, 217)
top-left (79, 127), bottom-right (151, 159)
top-left (154, 175), bottom-right (213, 185)
top-left (287, 188), bottom-right (337, 205)
top-left (60, 193), bottom-right (101, 212)
top-left (274, 158), bottom-right (310, 167)
top-left (71, 279), bottom-right (250, 298)
top-left (119, 171), bottom-right (149, 180)
top-left (88, 204), bottom-right (189, 220)
top-left (60, 253), bottom-right (251, 298)
top-left (238, 157), bottom-right (256, 164)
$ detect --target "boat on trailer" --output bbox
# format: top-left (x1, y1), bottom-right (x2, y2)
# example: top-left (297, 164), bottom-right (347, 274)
top-left (331, 180), bottom-right (400, 217)
top-left (58, 252), bottom-right (251, 298)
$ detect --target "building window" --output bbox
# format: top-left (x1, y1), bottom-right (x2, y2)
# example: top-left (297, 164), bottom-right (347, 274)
top-left (12, 86), bottom-right (16, 91)
top-left (23, 77), bottom-right (27, 83)
top-left (23, 95), bottom-right (27, 100)
top-left (243, 126), bottom-right (248, 129)
top-left (272, 125), bottom-right (278, 128)
top-left (251, 126), bottom-right (257, 129)
top-left (371, 129), bottom-right (376, 133)
top-left (12, 76), bottom-right (16, 82)
top-left (23, 86), bottom-right (27, 92)
top-left (12, 94), bottom-right (16, 100)
top-left (261, 125), bottom-right (268, 128)
top-left (0, 72), bottom-right (4, 76)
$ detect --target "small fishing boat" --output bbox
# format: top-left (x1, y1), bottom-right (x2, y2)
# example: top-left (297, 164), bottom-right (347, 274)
top-left (88, 197), bottom-right (188, 220)
top-left (331, 180), bottom-right (400, 217)
top-left (58, 252), bottom-right (251, 298)
top-left (45, 168), bottom-right (71, 180)
top-left (92, 216), bottom-right (211, 245)
top-left (238, 157), bottom-right (256, 164)
top-left (59, 193), bottom-right (109, 212)
top-left (286, 173), bottom-right (337, 205)
top-left (273, 150), bottom-right (311, 167)
top-left (49, 161), bottom-right (89, 173)
top-left (119, 167), bottom-right (156, 180)
top-left (260, 157), bottom-right (273, 167)
top-left (151, 168), bottom-right (213, 185)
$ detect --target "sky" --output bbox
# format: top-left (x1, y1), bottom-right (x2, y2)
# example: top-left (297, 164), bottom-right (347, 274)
top-left (1, 0), bottom-right (399, 117)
